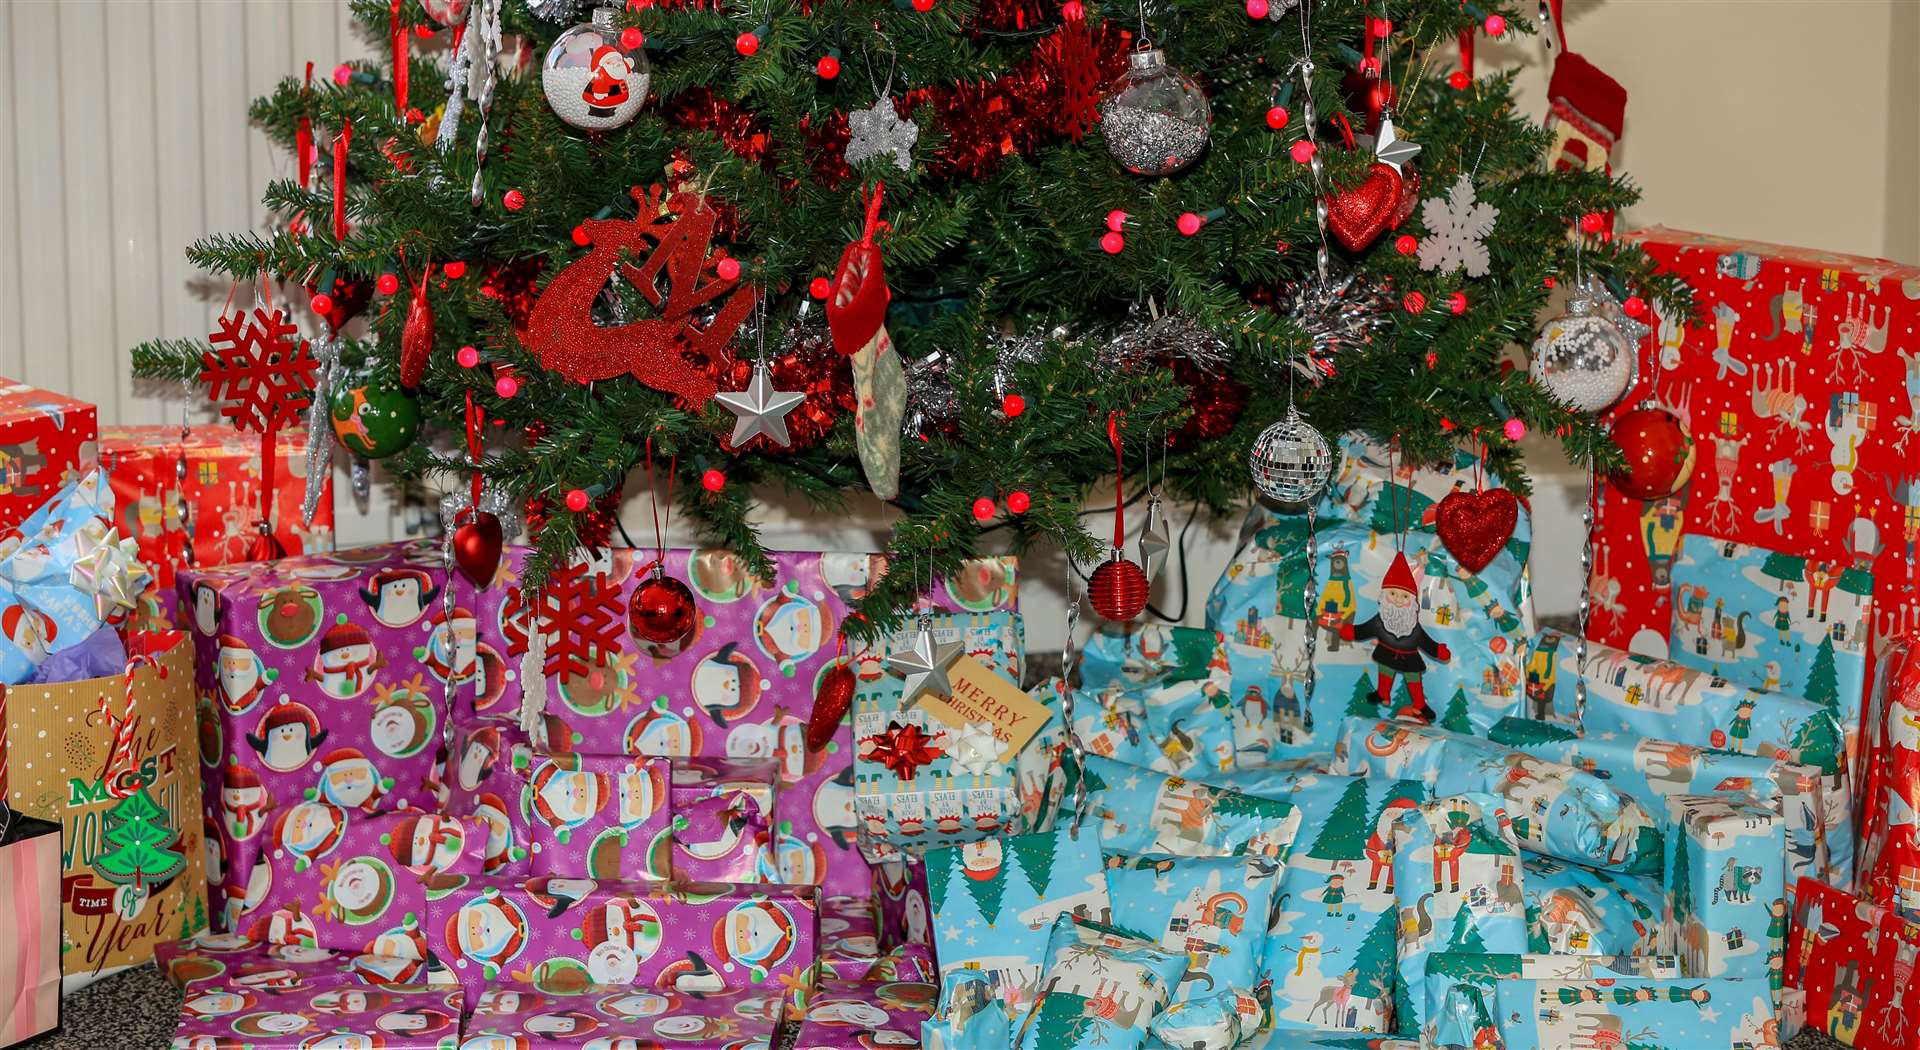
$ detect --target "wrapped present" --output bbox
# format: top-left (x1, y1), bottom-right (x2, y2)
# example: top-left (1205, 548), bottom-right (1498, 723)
top-left (99, 425), bottom-right (332, 629)
top-left (1011, 915), bottom-right (1189, 1050)
top-left (0, 469), bottom-right (148, 684)
top-left (874, 857), bottom-right (933, 953)
top-left (1075, 623), bottom-right (1241, 775)
top-left (154, 932), bottom-right (448, 991)
top-left (671, 757), bottom-right (776, 881)
top-left (1859, 631), bottom-right (1920, 922)
top-left (1207, 437), bottom-right (1534, 752)
top-left (3, 630), bottom-right (206, 988)
top-left (169, 982), bottom-right (464, 1048)
top-left (1239, 1036), bottom-right (1419, 1050)
top-left (1145, 988), bottom-right (1262, 1048)
top-left (793, 977), bottom-right (936, 1047)
top-left (183, 540), bottom-right (517, 926)
top-left (1592, 229), bottom-right (1920, 675)
top-left (420, 876), bottom-right (818, 1007)
top-left (443, 723), bottom-right (535, 877)
top-left (1422, 952), bottom-right (1680, 1050)
top-left (922, 825), bottom-right (1113, 1047)
top-left (1261, 773), bottom-right (1428, 1033)
top-left (853, 612), bottom-right (1064, 856)
top-left (1104, 853), bottom-right (1275, 1007)
top-left (1332, 718), bottom-right (1662, 874)
top-left (1785, 878), bottom-right (1920, 1049)
top-left (1389, 793), bottom-right (1530, 1038)
top-left (481, 547), bottom-right (1017, 899)
top-left (0, 813), bottom-right (60, 1047)
top-left (817, 895), bottom-right (881, 978)
top-left (1076, 754), bottom-right (1300, 863)
top-left (0, 378), bottom-right (96, 535)
top-left (1521, 856), bottom-right (1664, 957)
top-left (1662, 794), bottom-right (1788, 982)
top-left (1491, 976), bottom-right (1772, 1050)
top-left (462, 984), bottom-right (784, 1048)
top-left (223, 807), bottom-right (490, 956)
top-left (519, 750), bottom-right (674, 881)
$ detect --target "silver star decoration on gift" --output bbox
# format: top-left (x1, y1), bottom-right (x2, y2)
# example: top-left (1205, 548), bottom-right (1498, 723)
top-left (1366, 111), bottom-right (1422, 173)
top-left (716, 360), bottom-right (806, 448)
top-left (887, 617), bottom-right (963, 703)
top-left (845, 97), bottom-right (918, 171)
top-left (69, 528), bottom-right (146, 619)
top-left (1138, 494), bottom-right (1172, 584)
top-left (1580, 273), bottom-right (1654, 346)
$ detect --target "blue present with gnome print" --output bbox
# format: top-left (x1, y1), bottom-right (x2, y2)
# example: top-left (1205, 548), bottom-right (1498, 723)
top-left (1073, 623), bottom-right (1242, 776)
top-left (1207, 436), bottom-right (1534, 754)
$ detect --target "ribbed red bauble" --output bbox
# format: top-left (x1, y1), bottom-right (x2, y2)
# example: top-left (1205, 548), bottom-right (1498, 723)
top-left (629, 570), bottom-right (698, 644)
top-left (805, 662), bottom-right (856, 752)
top-left (1607, 407), bottom-right (1696, 500)
top-left (1088, 554), bottom-right (1149, 621)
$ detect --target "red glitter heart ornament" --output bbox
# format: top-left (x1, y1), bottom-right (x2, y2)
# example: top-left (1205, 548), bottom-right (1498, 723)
top-left (1435, 487), bottom-right (1519, 573)
top-left (1326, 161), bottom-right (1404, 252)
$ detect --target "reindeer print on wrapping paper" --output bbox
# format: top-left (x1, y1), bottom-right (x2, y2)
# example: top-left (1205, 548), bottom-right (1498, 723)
top-left (1750, 361), bottom-right (1812, 447)
top-left (1893, 349), bottom-right (1920, 454)
top-left (1576, 1016), bottom-right (1657, 1050)
top-left (1701, 428), bottom-right (1749, 534)
top-left (1586, 545), bottom-right (1625, 627)
top-left (1834, 291), bottom-right (1892, 383)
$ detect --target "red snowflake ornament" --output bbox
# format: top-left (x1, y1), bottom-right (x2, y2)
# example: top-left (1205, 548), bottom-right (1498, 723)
top-left (535, 559), bottom-right (628, 681)
top-left (861, 720), bottom-right (945, 781)
top-left (201, 308), bottom-right (318, 433)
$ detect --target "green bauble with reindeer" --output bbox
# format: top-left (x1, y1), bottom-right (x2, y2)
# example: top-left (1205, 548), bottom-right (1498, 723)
top-left (330, 372), bottom-right (420, 459)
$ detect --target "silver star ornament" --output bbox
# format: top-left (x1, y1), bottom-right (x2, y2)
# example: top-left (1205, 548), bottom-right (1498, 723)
top-left (887, 617), bottom-right (963, 703)
top-left (716, 360), bottom-right (806, 448)
top-left (1138, 494), bottom-right (1171, 583)
top-left (1368, 111), bottom-right (1422, 173)
top-left (845, 97), bottom-right (918, 171)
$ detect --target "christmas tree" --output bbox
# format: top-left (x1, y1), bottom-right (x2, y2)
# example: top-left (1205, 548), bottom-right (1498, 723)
top-left (93, 789), bottom-right (187, 893)
top-left (1008, 829), bottom-right (1058, 901)
top-left (1347, 676), bottom-right (1382, 718)
top-left (1805, 635), bottom-right (1839, 715)
top-left (1439, 686), bottom-right (1473, 734)
top-left (128, 0), bottom-right (1682, 627)
top-left (1350, 909), bottom-right (1397, 1003)
top-left (1307, 778), bottom-right (1370, 860)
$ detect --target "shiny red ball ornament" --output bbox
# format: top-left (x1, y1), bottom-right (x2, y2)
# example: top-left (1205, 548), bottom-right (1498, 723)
top-left (457, 345), bottom-right (480, 368)
top-left (310, 293), bottom-right (335, 317)
top-left (565, 488), bottom-right (590, 511)
top-left (629, 570), bottom-right (699, 645)
top-left (1608, 407), bottom-right (1697, 500)
top-left (1265, 106), bottom-right (1288, 129)
top-left (805, 662), bottom-right (856, 753)
top-left (1623, 295), bottom-right (1646, 317)
top-left (443, 261), bottom-right (467, 279)
top-left (502, 189), bottom-right (525, 210)
top-left (452, 511), bottom-right (504, 587)
top-left (376, 273), bottom-right (400, 296)
top-left (1448, 70), bottom-right (1471, 90)
top-left (817, 55), bottom-right (840, 79)
top-left (572, 225), bottom-right (592, 246)
top-left (1448, 292), bottom-right (1468, 315)
top-left (1088, 555), bottom-right (1150, 622)
top-left (620, 27), bottom-right (644, 49)
top-left (1402, 291), bottom-right (1427, 314)
top-left (1484, 14), bottom-right (1507, 35)
top-left (912, 0), bottom-right (934, 10)
top-left (494, 375), bottom-right (519, 398)
top-left (1105, 210), bottom-right (1128, 232)
top-left (1289, 140), bottom-right (1316, 164)
top-left (702, 469), bottom-right (726, 492)
top-left (1579, 212), bottom-right (1606, 234)
top-left (1002, 394), bottom-right (1025, 417)
top-left (972, 497), bottom-right (997, 522)
top-left (735, 32), bottom-right (760, 55)
top-left (1395, 234), bottom-right (1418, 255)
top-left (809, 276), bottom-right (831, 299)
top-left (1006, 490), bottom-right (1032, 514)
top-left (1176, 212), bottom-right (1203, 236)
top-left (1100, 232), bottom-right (1125, 254)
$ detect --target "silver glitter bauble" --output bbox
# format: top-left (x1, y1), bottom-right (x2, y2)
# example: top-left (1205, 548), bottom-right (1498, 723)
top-left (1276, 272), bottom-right (1395, 380)
top-left (1251, 407), bottom-right (1333, 503)
top-left (1101, 48), bottom-right (1211, 176)
top-left (1529, 294), bottom-right (1636, 413)
top-left (542, 8), bottom-right (649, 131)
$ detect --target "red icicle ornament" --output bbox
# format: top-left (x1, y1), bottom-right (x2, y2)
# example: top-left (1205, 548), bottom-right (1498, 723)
top-left (806, 661), bottom-right (856, 753)
top-left (400, 266), bottom-right (434, 388)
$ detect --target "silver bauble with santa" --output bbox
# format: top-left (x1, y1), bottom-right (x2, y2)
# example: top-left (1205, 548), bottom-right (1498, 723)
top-left (542, 7), bottom-right (649, 131)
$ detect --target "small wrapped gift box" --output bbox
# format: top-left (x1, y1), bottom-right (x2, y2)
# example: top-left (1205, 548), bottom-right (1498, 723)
top-left (793, 977), bottom-right (935, 1047)
top-left (671, 757), bottom-right (777, 882)
top-left (520, 750), bottom-right (675, 882)
top-left (462, 984), bottom-right (783, 1049)
top-left (1784, 878), bottom-right (1920, 1049)
top-left (1422, 952), bottom-right (1680, 1050)
top-left (0, 812), bottom-right (60, 1047)
top-left (1661, 794), bottom-right (1788, 983)
top-left (0, 377), bottom-right (96, 535)
top-left (170, 981), bottom-right (464, 1049)
top-left (155, 932), bottom-right (445, 992)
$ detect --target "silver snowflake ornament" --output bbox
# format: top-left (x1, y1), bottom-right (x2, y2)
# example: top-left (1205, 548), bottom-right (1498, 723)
top-left (716, 360), bottom-right (806, 448)
top-left (846, 98), bottom-right (918, 171)
top-left (1417, 174), bottom-right (1499, 278)
top-left (1579, 273), bottom-right (1654, 347)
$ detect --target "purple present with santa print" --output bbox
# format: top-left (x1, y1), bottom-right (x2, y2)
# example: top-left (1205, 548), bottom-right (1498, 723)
top-left (460, 984), bottom-right (784, 1048)
top-left (873, 858), bottom-right (934, 952)
top-left (671, 757), bottom-right (777, 882)
top-left (444, 723), bottom-right (536, 878)
top-left (419, 874), bottom-right (819, 1009)
top-left (222, 806), bottom-right (491, 960)
top-left (172, 983), bottom-right (465, 1049)
top-left (520, 750), bottom-right (675, 881)
top-left (485, 545), bottom-right (1018, 899)
top-left (793, 978), bottom-right (937, 1048)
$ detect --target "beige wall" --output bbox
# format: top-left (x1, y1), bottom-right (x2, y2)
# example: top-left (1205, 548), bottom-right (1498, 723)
top-left (0, 0), bottom-right (1915, 649)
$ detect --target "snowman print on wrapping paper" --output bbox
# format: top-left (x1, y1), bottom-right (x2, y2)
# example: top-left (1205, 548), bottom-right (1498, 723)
top-left (527, 762), bottom-right (612, 845)
top-left (575, 895), bottom-right (664, 984)
top-left (456, 727), bottom-right (506, 793)
top-left (446, 890), bottom-right (532, 979)
top-left (222, 763), bottom-right (275, 842)
top-left (306, 618), bottom-right (386, 700)
top-left (217, 633), bottom-right (278, 715)
top-left (314, 747), bottom-right (391, 813)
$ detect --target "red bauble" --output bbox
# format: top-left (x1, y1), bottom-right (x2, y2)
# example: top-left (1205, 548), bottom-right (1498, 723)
top-left (1326, 162), bottom-right (1404, 252)
top-left (629, 571), bottom-right (699, 645)
top-left (1608, 408), bottom-right (1696, 500)
top-left (303, 274), bottom-right (372, 332)
top-left (1168, 356), bottom-right (1248, 449)
top-left (805, 661), bottom-right (856, 753)
top-left (452, 511), bottom-right (504, 587)
top-left (1088, 555), bottom-right (1149, 621)
top-left (1435, 488), bottom-right (1519, 574)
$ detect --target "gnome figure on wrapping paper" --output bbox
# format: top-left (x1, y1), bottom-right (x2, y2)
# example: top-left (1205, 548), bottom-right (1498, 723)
top-left (1341, 551), bottom-right (1451, 723)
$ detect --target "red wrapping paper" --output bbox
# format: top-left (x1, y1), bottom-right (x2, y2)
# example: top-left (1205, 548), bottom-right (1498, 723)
top-left (1858, 631), bottom-right (1920, 917)
top-left (0, 378), bottom-right (96, 535)
top-left (1786, 878), bottom-right (1920, 1048)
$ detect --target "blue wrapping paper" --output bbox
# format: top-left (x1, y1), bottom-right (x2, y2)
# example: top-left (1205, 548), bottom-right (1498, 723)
top-left (1660, 793), bottom-right (1788, 983)
top-left (1144, 988), bottom-right (1261, 1049)
top-left (1076, 623), bottom-right (1240, 777)
top-left (1492, 976), bottom-right (1774, 1050)
top-left (1013, 914), bottom-right (1190, 1050)
top-left (1520, 856), bottom-right (1664, 957)
top-left (1104, 854), bottom-right (1274, 1007)
top-left (0, 469), bottom-right (135, 684)
top-left (1074, 754), bottom-right (1301, 865)
top-left (1421, 953), bottom-right (1681, 1050)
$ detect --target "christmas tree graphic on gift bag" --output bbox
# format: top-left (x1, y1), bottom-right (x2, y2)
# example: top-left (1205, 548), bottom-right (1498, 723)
top-left (93, 788), bottom-right (187, 919)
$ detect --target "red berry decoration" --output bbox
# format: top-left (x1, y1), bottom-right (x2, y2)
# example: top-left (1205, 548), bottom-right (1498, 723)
top-left (1290, 140), bottom-right (1316, 164)
top-left (1006, 490), bottom-right (1032, 514)
top-left (376, 273), bottom-right (400, 295)
top-left (1448, 70), bottom-right (1471, 90)
top-left (1579, 212), bottom-right (1606, 234)
top-left (629, 569), bottom-right (699, 645)
top-left (972, 497), bottom-right (997, 522)
top-left (735, 32), bottom-right (760, 55)
top-left (817, 55), bottom-right (840, 79)
top-left (805, 661), bottom-right (856, 753)
top-left (1608, 407), bottom-right (1697, 500)
top-left (565, 488), bottom-right (590, 511)
top-left (503, 189), bottom-right (525, 210)
top-left (1089, 555), bottom-right (1150, 622)
top-left (809, 276), bottom-right (832, 299)
top-left (1395, 234), bottom-right (1417, 256)
top-left (1001, 394), bottom-right (1025, 417)
top-left (1176, 212), bottom-right (1203, 236)
top-left (1402, 291), bottom-right (1427, 314)
top-left (572, 225), bottom-right (592, 246)
top-left (495, 375), bottom-right (519, 398)
top-left (1100, 232), bottom-right (1125, 254)
top-left (1265, 106), bottom-right (1288, 129)
top-left (1448, 292), bottom-right (1468, 315)
top-left (1484, 14), bottom-right (1507, 35)
top-left (702, 468), bottom-right (726, 492)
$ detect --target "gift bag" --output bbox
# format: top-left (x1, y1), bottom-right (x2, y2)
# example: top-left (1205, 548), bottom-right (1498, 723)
top-left (2, 632), bottom-right (206, 989)
top-left (0, 811), bottom-right (61, 1046)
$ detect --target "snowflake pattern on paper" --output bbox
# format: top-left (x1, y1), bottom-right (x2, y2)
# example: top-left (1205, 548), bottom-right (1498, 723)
top-left (536, 559), bottom-right (626, 680)
top-left (1417, 174), bottom-right (1499, 279)
top-left (201, 307), bottom-right (318, 433)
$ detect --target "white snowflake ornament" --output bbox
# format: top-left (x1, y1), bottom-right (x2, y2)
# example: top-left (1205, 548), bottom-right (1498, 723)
top-left (846, 97), bottom-right (918, 171)
top-left (1417, 174), bottom-right (1499, 278)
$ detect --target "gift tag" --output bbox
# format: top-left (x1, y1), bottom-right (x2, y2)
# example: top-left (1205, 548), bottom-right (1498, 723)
top-left (916, 654), bottom-right (1051, 759)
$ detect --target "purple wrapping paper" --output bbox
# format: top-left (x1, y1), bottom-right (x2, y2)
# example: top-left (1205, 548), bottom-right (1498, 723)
top-left (873, 858), bottom-right (933, 953)
top-left (171, 983), bottom-right (464, 1048)
top-left (461, 985), bottom-right (783, 1048)
top-left (445, 723), bottom-right (536, 877)
top-left (792, 978), bottom-right (937, 1048)
top-left (672, 757), bottom-right (777, 882)
top-left (480, 546), bottom-right (1018, 898)
top-left (157, 933), bottom-right (452, 993)
top-left (225, 807), bottom-right (491, 957)
top-left (419, 875), bottom-right (819, 1007)
top-left (521, 750), bottom-right (674, 881)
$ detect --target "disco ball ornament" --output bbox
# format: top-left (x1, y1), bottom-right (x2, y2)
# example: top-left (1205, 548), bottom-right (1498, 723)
top-left (1088, 553), bottom-right (1150, 622)
top-left (628, 567), bottom-right (698, 645)
top-left (1607, 407), bottom-right (1696, 500)
top-left (542, 7), bottom-right (649, 131)
top-left (1250, 407), bottom-right (1334, 503)
top-left (1528, 295), bottom-right (1636, 413)
top-left (1101, 47), bottom-right (1211, 176)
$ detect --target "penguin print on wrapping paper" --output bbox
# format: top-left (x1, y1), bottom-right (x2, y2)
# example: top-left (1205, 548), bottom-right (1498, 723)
top-left (192, 579), bottom-right (224, 637)
top-left (248, 700), bottom-right (330, 772)
top-left (524, 1009), bottom-right (603, 1039)
top-left (691, 643), bottom-right (765, 727)
top-left (273, 800), bottom-right (349, 871)
top-left (359, 567), bottom-right (439, 629)
top-left (526, 762), bottom-right (612, 845)
top-left (305, 619), bottom-right (386, 700)
top-left (444, 889), bottom-right (531, 979)
top-left (375, 1006), bottom-right (457, 1037)
top-left (314, 748), bottom-right (392, 813)
top-left (216, 634), bottom-right (277, 715)
top-left (224, 851), bottom-right (274, 930)
top-left (819, 552), bottom-right (887, 604)
top-left (753, 588), bottom-right (829, 675)
top-left (575, 895), bottom-right (665, 984)
top-left (524, 876), bottom-right (597, 919)
top-left (417, 606), bottom-right (478, 684)
top-left (455, 727), bottom-right (504, 793)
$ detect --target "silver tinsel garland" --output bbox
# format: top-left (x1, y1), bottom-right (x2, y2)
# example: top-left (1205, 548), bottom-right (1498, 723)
top-left (1275, 272), bottom-right (1395, 380)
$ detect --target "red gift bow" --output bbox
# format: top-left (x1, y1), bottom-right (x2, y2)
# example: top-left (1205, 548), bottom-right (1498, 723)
top-left (864, 721), bottom-right (944, 781)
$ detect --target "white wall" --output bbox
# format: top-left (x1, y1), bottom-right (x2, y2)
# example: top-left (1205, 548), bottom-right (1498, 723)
top-left (1, 0), bottom-right (1915, 651)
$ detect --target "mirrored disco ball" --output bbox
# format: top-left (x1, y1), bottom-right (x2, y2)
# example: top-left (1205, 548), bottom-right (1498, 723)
top-left (1250, 407), bottom-right (1333, 503)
